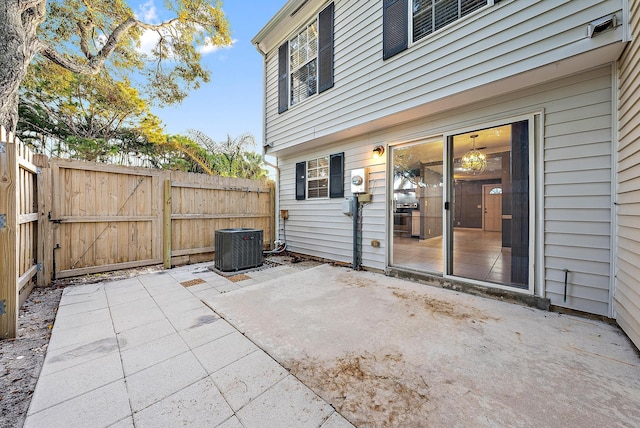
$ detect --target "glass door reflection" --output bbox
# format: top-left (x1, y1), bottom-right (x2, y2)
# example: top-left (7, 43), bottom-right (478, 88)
top-left (391, 140), bottom-right (444, 273)
top-left (449, 122), bottom-right (529, 288)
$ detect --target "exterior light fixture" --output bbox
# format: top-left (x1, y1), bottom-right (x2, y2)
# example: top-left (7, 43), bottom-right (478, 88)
top-left (372, 145), bottom-right (385, 159)
top-left (461, 134), bottom-right (486, 175)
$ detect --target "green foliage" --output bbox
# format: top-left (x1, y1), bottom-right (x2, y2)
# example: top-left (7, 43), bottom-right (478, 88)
top-left (39, 0), bottom-right (231, 105)
top-left (18, 61), bottom-right (167, 161)
top-left (186, 130), bottom-right (269, 179)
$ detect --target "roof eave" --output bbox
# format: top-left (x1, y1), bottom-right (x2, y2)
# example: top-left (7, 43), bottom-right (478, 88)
top-left (252, 0), bottom-right (310, 53)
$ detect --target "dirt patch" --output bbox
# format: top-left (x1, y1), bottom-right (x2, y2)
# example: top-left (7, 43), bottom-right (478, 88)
top-left (180, 278), bottom-right (207, 287)
top-left (341, 273), bottom-right (378, 288)
top-left (287, 352), bottom-right (431, 427)
top-left (391, 288), bottom-right (497, 323)
top-left (227, 274), bottom-right (251, 282)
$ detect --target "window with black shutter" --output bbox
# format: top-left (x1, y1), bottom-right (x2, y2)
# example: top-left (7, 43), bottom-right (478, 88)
top-left (278, 42), bottom-right (289, 113)
top-left (329, 152), bottom-right (344, 198)
top-left (318, 2), bottom-right (335, 93)
top-left (278, 2), bottom-right (334, 112)
top-left (383, 0), bottom-right (408, 60)
top-left (384, 0), bottom-right (491, 59)
top-left (296, 152), bottom-right (344, 200)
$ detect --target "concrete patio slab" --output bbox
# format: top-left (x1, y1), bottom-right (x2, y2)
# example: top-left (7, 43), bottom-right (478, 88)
top-left (28, 351), bottom-right (123, 414)
top-left (192, 331), bottom-right (260, 374)
top-left (25, 261), bottom-right (346, 428)
top-left (206, 264), bottom-right (640, 427)
top-left (133, 377), bottom-right (233, 427)
top-left (24, 380), bottom-right (131, 428)
top-left (235, 375), bottom-right (335, 427)
top-left (211, 348), bottom-right (290, 411)
top-left (29, 258), bottom-right (639, 427)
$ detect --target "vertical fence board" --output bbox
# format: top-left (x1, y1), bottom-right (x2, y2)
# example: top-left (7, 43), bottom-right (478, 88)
top-left (164, 179), bottom-right (172, 268)
top-left (0, 135), bottom-right (19, 338)
top-left (0, 130), bottom-right (42, 338)
top-left (36, 154), bottom-right (52, 286)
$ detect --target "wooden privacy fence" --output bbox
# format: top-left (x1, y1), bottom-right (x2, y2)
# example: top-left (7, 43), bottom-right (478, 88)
top-left (48, 159), bottom-right (275, 278)
top-left (0, 128), bottom-right (47, 338)
top-left (0, 131), bottom-right (274, 338)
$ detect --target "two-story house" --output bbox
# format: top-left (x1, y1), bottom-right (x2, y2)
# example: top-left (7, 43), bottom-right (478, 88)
top-left (253, 0), bottom-right (640, 349)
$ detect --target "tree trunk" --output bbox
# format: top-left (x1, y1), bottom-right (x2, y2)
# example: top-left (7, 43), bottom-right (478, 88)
top-left (0, 1), bottom-right (46, 133)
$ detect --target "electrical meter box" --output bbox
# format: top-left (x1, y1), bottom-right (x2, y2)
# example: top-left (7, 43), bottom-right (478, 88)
top-left (350, 168), bottom-right (368, 194)
top-left (342, 197), bottom-right (354, 216)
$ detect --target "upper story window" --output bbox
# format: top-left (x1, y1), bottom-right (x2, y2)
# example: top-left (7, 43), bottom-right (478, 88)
top-left (383, 0), bottom-right (493, 60)
top-left (290, 21), bottom-right (319, 106)
top-left (279, 3), bottom-right (334, 114)
top-left (413, 0), bottom-right (488, 43)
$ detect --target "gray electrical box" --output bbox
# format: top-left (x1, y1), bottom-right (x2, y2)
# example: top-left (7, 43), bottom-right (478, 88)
top-left (342, 197), bottom-right (354, 216)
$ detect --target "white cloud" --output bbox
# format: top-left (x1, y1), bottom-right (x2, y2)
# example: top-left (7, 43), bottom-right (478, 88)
top-left (138, 29), bottom-right (161, 57)
top-left (199, 38), bottom-right (237, 55)
top-left (137, 0), bottom-right (158, 23)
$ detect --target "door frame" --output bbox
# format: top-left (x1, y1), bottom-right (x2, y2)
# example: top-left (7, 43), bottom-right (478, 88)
top-left (386, 113), bottom-right (540, 296)
top-left (442, 114), bottom-right (538, 295)
top-left (482, 184), bottom-right (502, 232)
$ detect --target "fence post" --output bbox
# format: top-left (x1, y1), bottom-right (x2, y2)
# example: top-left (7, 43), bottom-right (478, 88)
top-left (0, 128), bottom-right (19, 338)
top-left (163, 179), bottom-right (172, 269)
top-left (34, 154), bottom-right (51, 286)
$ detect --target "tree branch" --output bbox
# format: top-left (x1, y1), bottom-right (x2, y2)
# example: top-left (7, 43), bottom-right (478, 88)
top-left (17, 0), bottom-right (45, 12)
top-left (77, 22), bottom-right (93, 59)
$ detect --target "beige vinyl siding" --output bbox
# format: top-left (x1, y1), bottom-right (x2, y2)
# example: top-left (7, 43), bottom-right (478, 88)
top-left (278, 66), bottom-right (613, 315)
top-left (264, 0), bottom-right (623, 151)
top-left (616, 0), bottom-right (640, 348)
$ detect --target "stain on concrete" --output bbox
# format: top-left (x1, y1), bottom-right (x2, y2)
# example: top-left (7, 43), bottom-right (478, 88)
top-left (340, 273), bottom-right (378, 289)
top-left (189, 314), bottom-right (220, 329)
top-left (287, 352), bottom-right (431, 427)
top-left (49, 338), bottom-right (118, 363)
top-left (390, 287), bottom-right (498, 323)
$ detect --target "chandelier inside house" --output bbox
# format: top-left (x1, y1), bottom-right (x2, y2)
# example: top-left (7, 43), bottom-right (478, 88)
top-left (461, 134), bottom-right (487, 175)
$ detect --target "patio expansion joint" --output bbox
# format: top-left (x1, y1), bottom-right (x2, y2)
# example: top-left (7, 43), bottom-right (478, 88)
top-left (106, 289), bottom-right (140, 423)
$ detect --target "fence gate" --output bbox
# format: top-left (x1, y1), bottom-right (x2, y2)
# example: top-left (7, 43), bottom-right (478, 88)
top-left (49, 160), bottom-right (163, 279)
top-left (0, 129), bottom-right (44, 338)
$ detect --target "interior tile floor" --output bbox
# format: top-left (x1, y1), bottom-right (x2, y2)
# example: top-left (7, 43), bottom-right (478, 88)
top-left (393, 228), bottom-right (516, 286)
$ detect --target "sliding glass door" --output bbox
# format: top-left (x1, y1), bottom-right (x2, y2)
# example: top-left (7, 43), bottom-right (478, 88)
top-left (392, 139), bottom-right (444, 273)
top-left (391, 120), bottom-right (531, 289)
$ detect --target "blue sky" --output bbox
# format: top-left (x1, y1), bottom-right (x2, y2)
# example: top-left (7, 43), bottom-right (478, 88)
top-left (133, 0), bottom-right (287, 149)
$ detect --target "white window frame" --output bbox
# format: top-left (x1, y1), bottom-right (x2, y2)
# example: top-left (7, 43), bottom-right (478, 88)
top-left (409, 0), bottom-right (495, 45)
top-left (307, 156), bottom-right (330, 199)
top-left (289, 18), bottom-right (319, 107)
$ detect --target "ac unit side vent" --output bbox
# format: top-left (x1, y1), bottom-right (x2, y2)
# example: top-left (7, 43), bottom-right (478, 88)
top-left (215, 228), bottom-right (264, 272)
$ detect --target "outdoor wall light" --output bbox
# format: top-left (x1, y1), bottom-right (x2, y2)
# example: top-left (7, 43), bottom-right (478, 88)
top-left (372, 145), bottom-right (385, 159)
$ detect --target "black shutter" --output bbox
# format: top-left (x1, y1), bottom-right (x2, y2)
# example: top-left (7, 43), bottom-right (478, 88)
top-left (295, 161), bottom-right (306, 200)
top-left (383, 0), bottom-right (408, 60)
top-left (278, 42), bottom-right (289, 113)
top-left (329, 152), bottom-right (344, 198)
top-left (318, 2), bottom-right (335, 93)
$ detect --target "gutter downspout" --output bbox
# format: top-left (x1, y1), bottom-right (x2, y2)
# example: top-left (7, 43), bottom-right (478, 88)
top-left (254, 43), bottom-right (281, 250)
